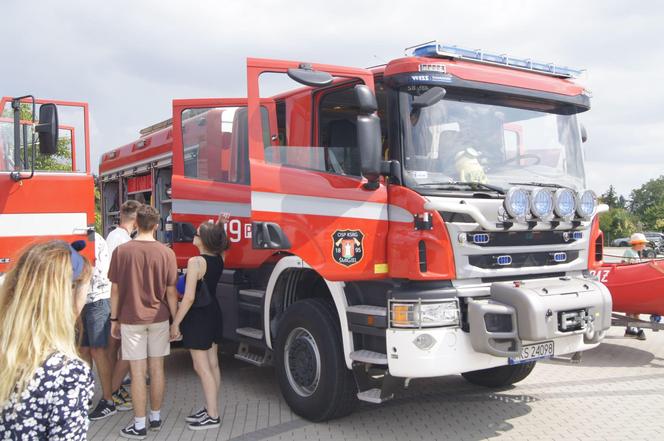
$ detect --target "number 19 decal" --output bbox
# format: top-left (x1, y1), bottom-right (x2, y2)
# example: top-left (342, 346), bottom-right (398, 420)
top-left (224, 219), bottom-right (252, 243)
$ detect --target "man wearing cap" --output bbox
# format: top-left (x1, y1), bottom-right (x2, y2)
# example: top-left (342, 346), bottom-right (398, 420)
top-left (622, 233), bottom-right (649, 339)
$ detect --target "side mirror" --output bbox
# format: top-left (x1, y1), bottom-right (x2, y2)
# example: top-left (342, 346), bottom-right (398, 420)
top-left (412, 86), bottom-right (446, 110)
top-left (287, 64), bottom-right (333, 87)
top-left (354, 85), bottom-right (381, 189)
top-left (36, 103), bottom-right (59, 155)
top-left (580, 123), bottom-right (588, 143)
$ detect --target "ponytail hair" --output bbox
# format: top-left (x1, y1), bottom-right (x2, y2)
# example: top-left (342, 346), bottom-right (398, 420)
top-left (197, 214), bottom-right (230, 256)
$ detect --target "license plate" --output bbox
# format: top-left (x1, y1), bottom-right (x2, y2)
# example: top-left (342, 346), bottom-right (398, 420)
top-left (509, 341), bottom-right (554, 365)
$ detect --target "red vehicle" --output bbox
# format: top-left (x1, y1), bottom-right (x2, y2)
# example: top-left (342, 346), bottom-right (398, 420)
top-left (592, 259), bottom-right (664, 316)
top-left (100, 42), bottom-right (612, 421)
top-left (0, 96), bottom-right (95, 276)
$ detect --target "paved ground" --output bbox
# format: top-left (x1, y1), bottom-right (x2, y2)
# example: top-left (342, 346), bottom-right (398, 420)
top-left (89, 323), bottom-right (664, 441)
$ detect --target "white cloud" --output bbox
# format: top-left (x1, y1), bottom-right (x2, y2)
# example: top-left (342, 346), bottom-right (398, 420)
top-left (3, 0), bottom-right (663, 197)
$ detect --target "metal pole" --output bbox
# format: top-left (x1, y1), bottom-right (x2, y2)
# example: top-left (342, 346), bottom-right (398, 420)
top-left (12, 99), bottom-right (21, 169)
top-left (22, 123), bottom-right (29, 168)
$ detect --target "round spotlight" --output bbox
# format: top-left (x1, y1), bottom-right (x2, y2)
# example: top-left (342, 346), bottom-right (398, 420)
top-left (553, 188), bottom-right (576, 219)
top-left (576, 190), bottom-right (597, 219)
top-left (504, 188), bottom-right (529, 221)
top-left (530, 188), bottom-right (554, 219)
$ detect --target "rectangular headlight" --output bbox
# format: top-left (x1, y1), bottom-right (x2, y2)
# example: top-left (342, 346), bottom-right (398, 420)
top-left (390, 300), bottom-right (460, 328)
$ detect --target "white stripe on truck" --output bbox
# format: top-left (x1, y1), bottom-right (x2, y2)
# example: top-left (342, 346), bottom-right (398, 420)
top-left (0, 213), bottom-right (88, 237)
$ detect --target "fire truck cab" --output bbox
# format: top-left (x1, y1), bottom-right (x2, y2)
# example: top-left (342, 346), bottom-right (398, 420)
top-left (99, 42), bottom-right (612, 421)
top-left (0, 96), bottom-right (95, 276)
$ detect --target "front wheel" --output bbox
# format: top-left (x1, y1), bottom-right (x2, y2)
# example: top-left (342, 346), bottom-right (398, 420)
top-left (461, 362), bottom-right (536, 388)
top-left (274, 298), bottom-right (358, 421)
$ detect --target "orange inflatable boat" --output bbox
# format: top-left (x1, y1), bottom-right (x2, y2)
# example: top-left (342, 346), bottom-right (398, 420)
top-left (592, 260), bottom-right (664, 315)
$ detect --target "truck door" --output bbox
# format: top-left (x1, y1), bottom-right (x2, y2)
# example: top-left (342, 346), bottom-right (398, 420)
top-left (170, 98), bottom-right (276, 268)
top-left (247, 59), bottom-right (389, 281)
top-left (0, 97), bottom-right (94, 272)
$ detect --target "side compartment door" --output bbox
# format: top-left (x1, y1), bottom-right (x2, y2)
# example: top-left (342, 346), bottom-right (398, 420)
top-left (247, 59), bottom-right (389, 281)
top-left (171, 98), bottom-right (276, 268)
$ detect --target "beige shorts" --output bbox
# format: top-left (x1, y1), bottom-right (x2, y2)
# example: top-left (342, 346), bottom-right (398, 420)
top-left (121, 321), bottom-right (170, 361)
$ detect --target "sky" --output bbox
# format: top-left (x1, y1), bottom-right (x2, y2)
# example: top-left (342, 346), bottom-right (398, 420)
top-left (2, 0), bottom-right (663, 197)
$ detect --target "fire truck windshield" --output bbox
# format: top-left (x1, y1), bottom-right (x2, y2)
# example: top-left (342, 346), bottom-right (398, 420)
top-left (399, 86), bottom-right (586, 193)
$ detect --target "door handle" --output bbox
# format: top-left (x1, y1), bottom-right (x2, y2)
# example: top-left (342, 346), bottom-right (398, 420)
top-left (252, 222), bottom-right (291, 250)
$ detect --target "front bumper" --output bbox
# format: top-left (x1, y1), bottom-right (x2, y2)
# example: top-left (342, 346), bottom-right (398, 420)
top-left (385, 276), bottom-right (611, 378)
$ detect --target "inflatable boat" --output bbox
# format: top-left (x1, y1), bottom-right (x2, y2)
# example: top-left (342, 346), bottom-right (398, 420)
top-left (593, 260), bottom-right (664, 315)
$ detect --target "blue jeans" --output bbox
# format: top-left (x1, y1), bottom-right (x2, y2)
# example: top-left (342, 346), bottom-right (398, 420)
top-left (80, 299), bottom-right (111, 348)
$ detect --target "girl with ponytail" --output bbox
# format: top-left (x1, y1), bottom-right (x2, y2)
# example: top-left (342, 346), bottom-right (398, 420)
top-left (170, 213), bottom-right (229, 431)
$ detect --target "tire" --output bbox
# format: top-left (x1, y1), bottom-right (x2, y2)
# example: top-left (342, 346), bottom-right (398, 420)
top-left (461, 361), bottom-right (536, 388)
top-left (274, 298), bottom-right (358, 421)
top-left (643, 249), bottom-right (656, 259)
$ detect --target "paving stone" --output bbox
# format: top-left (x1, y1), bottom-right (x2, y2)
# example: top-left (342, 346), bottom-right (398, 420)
top-left (90, 327), bottom-right (664, 440)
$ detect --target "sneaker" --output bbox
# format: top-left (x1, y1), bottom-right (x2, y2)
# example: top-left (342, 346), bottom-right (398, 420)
top-left (637, 329), bottom-right (647, 341)
top-left (624, 327), bottom-right (638, 338)
top-left (149, 419), bottom-right (161, 431)
top-left (122, 375), bottom-right (132, 386)
top-left (650, 315), bottom-right (662, 323)
top-left (188, 415), bottom-right (221, 431)
top-left (185, 408), bottom-right (208, 423)
top-left (120, 423), bottom-right (146, 440)
top-left (89, 399), bottom-right (117, 421)
top-left (112, 387), bottom-right (133, 411)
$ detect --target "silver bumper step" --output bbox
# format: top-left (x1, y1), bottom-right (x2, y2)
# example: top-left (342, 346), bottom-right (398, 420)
top-left (347, 305), bottom-right (387, 316)
top-left (357, 388), bottom-right (394, 404)
top-left (236, 327), bottom-right (264, 340)
top-left (234, 342), bottom-right (272, 367)
top-left (239, 289), bottom-right (265, 299)
top-left (350, 350), bottom-right (388, 365)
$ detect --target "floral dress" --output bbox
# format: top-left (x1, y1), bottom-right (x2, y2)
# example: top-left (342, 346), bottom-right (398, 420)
top-left (0, 352), bottom-right (94, 440)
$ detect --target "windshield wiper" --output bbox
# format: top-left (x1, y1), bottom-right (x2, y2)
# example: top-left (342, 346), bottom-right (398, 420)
top-left (509, 181), bottom-right (571, 190)
top-left (417, 181), bottom-right (505, 194)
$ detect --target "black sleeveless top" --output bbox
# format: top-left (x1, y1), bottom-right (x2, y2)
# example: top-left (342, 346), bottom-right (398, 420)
top-left (199, 254), bottom-right (223, 295)
top-left (182, 254), bottom-right (224, 350)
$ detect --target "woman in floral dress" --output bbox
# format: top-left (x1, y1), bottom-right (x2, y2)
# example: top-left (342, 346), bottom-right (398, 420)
top-left (0, 241), bottom-right (94, 440)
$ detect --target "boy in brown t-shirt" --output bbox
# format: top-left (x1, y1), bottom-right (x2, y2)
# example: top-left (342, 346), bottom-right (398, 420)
top-left (109, 205), bottom-right (178, 439)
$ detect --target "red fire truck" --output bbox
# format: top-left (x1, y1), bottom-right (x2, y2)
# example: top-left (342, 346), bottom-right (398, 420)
top-left (99, 42), bottom-right (612, 421)
top-left (0, 96), bottom-right (95, 276)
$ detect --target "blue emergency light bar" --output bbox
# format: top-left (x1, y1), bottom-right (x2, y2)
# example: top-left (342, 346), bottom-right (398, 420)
top-left (407, 41), bottom-right (584, 78)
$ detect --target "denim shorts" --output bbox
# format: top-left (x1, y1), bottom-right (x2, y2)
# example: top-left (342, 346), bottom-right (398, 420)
top-left (80, 298), bottom-right (111, 348)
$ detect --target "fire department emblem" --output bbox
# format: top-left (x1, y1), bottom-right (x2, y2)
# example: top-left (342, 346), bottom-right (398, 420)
top-left (332, 230), bottom-right (364, 267)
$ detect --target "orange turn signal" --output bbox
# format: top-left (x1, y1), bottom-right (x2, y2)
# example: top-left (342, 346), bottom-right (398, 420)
top-left (391, 304), bottom-right (413, 326)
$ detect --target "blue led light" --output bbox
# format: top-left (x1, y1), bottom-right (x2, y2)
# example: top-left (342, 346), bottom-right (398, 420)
top-left (473, 233), bottom-right (490, 244)
top-left (553, 252), bottom-right (567, 263)
top-left (572, 232), bottom-right (583, 240)
top-left (496, 255), bottom-right (512, 266)
top-left (410, 42), bottom-right (584, 78)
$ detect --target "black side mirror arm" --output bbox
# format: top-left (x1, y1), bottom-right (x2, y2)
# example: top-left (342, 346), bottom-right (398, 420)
top-left (9, 96), bottom-right (37, 182)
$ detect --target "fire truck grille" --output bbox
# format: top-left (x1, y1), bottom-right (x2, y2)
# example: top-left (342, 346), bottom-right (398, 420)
top-left (468, 250), bottom-right (580, 269)
top-left (462, 230), bottom-right (581, 248)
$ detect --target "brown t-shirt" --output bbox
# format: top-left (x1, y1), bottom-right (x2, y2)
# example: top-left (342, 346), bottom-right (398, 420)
top-left (108, 240), bottom-right (178, 325)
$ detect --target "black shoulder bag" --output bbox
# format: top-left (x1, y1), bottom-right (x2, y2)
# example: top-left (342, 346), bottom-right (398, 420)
top-left (192, 279), bottom-right (213, 308)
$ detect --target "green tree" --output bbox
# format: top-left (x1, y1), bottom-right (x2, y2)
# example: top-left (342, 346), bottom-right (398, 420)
top-left (93, 174), bottom-right (102, 234)
top-left (600, 185), bottom-right (619, 208)
top-left (599, 207), bottom-right (637, 245)
top-left (629, 175), bottom-right (664, 230)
